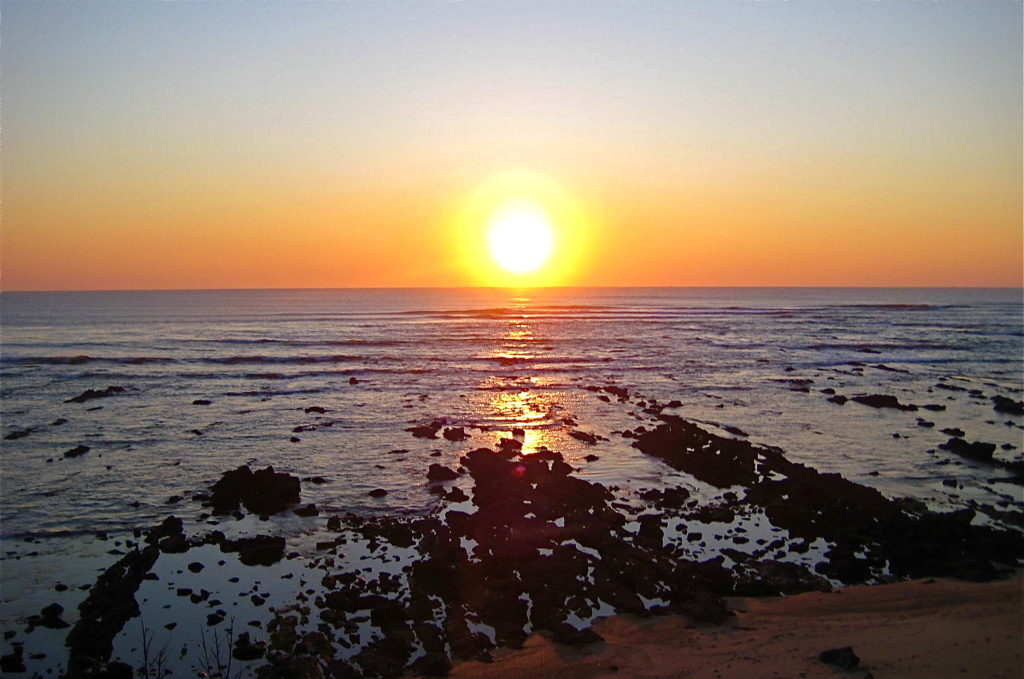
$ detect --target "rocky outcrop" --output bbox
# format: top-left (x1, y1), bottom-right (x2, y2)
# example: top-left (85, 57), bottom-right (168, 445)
top-left (633, 415), bottom-right (1023, 582)
top-left (64, 546), bottom-right (159, 676)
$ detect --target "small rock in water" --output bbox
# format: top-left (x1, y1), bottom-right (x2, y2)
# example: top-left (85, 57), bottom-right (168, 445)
top-left (368, 488), bottom-right (388, 498)
top-left (851, 394), bottom-right (917, 411)
top-left (294, 503), bottom-right (319, 517)
top-left (443, 426), bottom-right (469, 441)
top-left (4, 428), bottom-right (33, 440)
top-left (65, 385), bottom-right (127, 403)
top-left (426, 464), bottom-right (460, 481)
top-left (192, 399), bottom-right (212, 406)
top-left (992, 395), bottom-right (1024, 415)
top-left (569, 430), bottom-right (598, 445)
top-left (63, 445), bottom-right (91, 458)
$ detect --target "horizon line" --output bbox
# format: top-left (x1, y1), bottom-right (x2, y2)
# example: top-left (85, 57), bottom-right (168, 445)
top-left (2, 284), bottom-right (1022, 294)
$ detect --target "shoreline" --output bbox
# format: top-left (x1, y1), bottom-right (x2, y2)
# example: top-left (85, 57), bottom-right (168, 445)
top-left (441, 577), bottom-right (1023, 679)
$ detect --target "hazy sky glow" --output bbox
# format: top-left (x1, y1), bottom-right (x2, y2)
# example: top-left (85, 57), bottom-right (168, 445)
top-left (2, 1), bottom-right (1021, 290)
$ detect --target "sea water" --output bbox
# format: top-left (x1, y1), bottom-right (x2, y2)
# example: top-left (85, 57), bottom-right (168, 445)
top-left (1, 287), bottom-right (1021, 665)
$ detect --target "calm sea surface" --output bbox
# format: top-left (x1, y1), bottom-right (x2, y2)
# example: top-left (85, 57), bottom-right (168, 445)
top-left (1, 287), bottom-right (1022, 623)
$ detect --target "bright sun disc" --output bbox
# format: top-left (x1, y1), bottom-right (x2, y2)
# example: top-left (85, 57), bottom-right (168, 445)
top-left (486, 200), bottom-right (555, 274)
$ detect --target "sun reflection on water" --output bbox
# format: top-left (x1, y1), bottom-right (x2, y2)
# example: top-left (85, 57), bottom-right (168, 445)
top-left (477, 298), bottom-right (564, 455)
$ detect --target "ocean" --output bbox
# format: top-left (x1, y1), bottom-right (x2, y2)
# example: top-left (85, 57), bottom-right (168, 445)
top-left (1, 287), bottom-right (1021, 675)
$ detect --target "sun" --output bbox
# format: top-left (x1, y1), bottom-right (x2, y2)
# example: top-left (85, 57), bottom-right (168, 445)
top-left (452, 168), bottom-right (594, 287)
top-left (486, 200), bottom-right (555, 275)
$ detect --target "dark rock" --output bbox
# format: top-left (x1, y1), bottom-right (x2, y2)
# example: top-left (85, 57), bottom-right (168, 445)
top-left (290, 436), bottom-right (301, 443)
top-left (294, 503), bottom-right (319, 517)
top-left (921, 404), bottom-right (946, 411)
top-left (192, 399), bottom-right (212, 405)
top-left (349, 376), bottom-right (360, 384)
top-left (0, 645), bottom-right (24, 673)
top-left (497, 437), bottom-right (523, 454)
top-left (427, 464), bottom-right (460, 482)
top-left (916, 418), bottom-right (934, 428)
top-left (63, 445), bottom-right (91, 458)
top-left (569, 430), bottom-right (598, 445)
top-left (304, 406), bottom-right (327, 414)
top-left (632, 418), bottom-right (759, 488)
top-left (65, 546), bottom-right (160, 675)
top-left (819, 646), bottom-right (860, 669)
top-left (209, 465), bottom-right (300, 515)
top-left (369, 488), bottom-right (388, 498)
top-left (992, 395), bottom-right (1024, 415)
top-left (447, 487), bottom-right (469, 502)
top-left (851, 394), bottom-right (917, 411)
top-left (407, 419), bottom-right (445, 439)
top-left (941, 427), bottom-right (965, 437)
top-left (65, 386), bottom-right (127, 403)
top-left (145, 515), bottom-right (184, 549)
top-left (827, 395), bottom-right (848, 405)
top-left (939, 438), bottom-right (996, 463)
top-left (188, 562), bottom-right (204, 573)
top-left (942, 479), bottom-right (958, 488)
top-left (220, 536), bottom-right (286, 566)
top-left (232, 631), bottom-right (267, 660)
top-left (4, 428), bottom-right (33, 440)
top-left (443, 427), bottom-right (469, 441)
top-left (38, 602), bottom-right (69, 629)
top-left (584, 454), bottom-right (599, 462)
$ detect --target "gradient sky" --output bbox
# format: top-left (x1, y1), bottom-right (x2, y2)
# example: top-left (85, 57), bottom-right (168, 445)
top-left (2, 0), bottom-right (1021, 290)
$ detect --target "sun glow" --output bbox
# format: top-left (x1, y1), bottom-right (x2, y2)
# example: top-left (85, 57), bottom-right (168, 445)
top-left (453, 169), bottom-right (593, 287)
top-left (486, 201), bottom-right (555, 274)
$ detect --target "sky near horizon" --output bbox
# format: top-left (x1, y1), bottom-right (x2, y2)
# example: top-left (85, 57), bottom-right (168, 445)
top-left (2, 1), bottom-right (1021, 290)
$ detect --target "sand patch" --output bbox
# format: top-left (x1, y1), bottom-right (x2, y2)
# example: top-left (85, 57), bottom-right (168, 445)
top-left (443, 577), bottom-right (1023, 679)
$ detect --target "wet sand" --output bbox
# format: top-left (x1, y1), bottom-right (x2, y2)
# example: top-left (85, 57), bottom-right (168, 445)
top-left (443, 577), bottom-right (1023, 679)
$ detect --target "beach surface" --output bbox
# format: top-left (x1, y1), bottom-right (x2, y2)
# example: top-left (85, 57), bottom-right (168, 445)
top-left (442, 577), bottom-right (1023, 679)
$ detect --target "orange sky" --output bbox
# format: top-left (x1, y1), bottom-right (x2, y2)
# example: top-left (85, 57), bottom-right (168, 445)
top-left (2, 2), bottom-right (1021, 290)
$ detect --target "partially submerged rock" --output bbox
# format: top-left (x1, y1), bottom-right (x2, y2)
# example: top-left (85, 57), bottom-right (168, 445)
top-left (63, 444), bottom-right (91, 459)
top-left (850, 394), bottom-right (917, 411)
top-left (209, 465), bottom-right (300, 515)
top-left (940, 438), bottom-right (996, 463)
top-left (992, 395), bottom-right (1024, 416)
top-left (65, 386), bottom-right (127, 404)
top-left (218, 535), bottom-right (286, 567)
top-left (426, 464), bottom-right (460, 481)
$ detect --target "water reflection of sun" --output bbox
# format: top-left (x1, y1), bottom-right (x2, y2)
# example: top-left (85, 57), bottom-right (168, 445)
top-left (476, 303), bottom-right (562, 455)
top-left (485, 389), bottom-right (560, 455)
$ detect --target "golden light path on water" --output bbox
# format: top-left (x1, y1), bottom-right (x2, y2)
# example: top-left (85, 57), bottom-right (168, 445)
top-left (479, 300), bottom-right (563, 455)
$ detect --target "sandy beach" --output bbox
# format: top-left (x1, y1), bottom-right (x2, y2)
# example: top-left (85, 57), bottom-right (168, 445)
top-left (443, 577), bottom-right (1023, 679)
